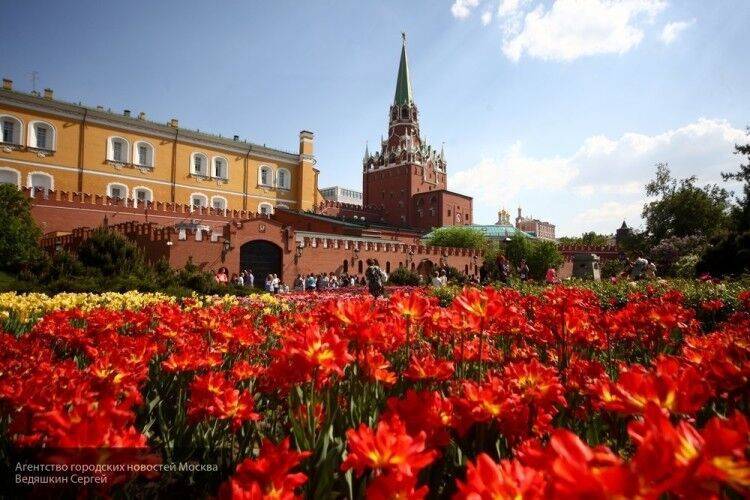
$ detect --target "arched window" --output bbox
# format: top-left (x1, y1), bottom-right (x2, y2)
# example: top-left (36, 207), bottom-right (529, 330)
top-left (358, 260), bottom-right (363, 274)
top-left (258, 165), bottom-right (273, 186)
top-left (190, 153), bottom-right (208, 176)
top-left (107, 182), bottom-right (128, 200)
top-left (0, 167), bottom-right (21, 187)
top-left (190, 193), bottom-right (208, 209)
top-left (134, 141), bottom-right (154, 168)
top-left (343, 259), bottom-right (349, 273)
top-left (276, 168), bottom-right (291, 189)
top-left (212, 157), bottom-right (228, 179)
top-left (211, 196), bottom-right (227, 211)
top-left (1, 115), bottom-right (23, 145)
top-left (386, 261), bottom-right (391, 273)
top-left (107, 137), bottom-right (130, 163)
top-left (258, 202), bottom-right (273, 215)
top-left (27, 172), bottom-right (53, 197)
top-left (28, 121), bottom-right (55, 151)
top-left (133, 186), bottom-right (153, 206)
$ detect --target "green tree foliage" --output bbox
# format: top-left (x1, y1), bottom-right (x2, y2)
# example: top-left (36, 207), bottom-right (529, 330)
top-left (425, 226), bottom-right (488, 249)
top-left (696, 231), bottom-right (750, 277)
top-left (386, 266), bottom-right (421, 285)
top-left (0, 184), bottom-right (43, 273)
top-left (558, 232), bottom-right (612, 246)
top-left (723, 140), bottom-right (750, 231)
top-left (505, 233), bottom-right (563, 280)
top-left (643, 163), bottom-right (732, 242)
top-left (648, 235), bottom-right (706, 277)
top-left (76, 228), bottom-right (145, 276)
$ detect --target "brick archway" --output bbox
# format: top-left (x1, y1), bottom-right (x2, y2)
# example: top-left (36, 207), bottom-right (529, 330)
top-left (416, 259), bottom-right (435, 277)
top-left (240, 240), bottom-right (282, 288)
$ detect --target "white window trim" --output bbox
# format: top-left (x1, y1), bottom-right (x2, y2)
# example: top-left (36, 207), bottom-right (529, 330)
top-left (190, 192), bottom-right (209, 210)
top-left (133, 141), bottom-right (154, 168)
top-left (258, 165), bottom-right (273, 187)
top-left (0, 115), bottom-right (24, 146)
top-left (26, 171), bottom-right (54, 195)
top-left (106, 182), bottom-right (129, 200)
top-left (190, 152), bottom-right (209, 177)
top-left (0, 167), bottom-right (22, 187)
top-left (212, 156), bottom-right (229, 179)
top-left (27, 120), bottom-right (56, 151)
top-left (275, 167), bottom-right (291, 190)
top-left (107, 136), bottom-right (130, 163)
top-left (210, 195), bottom-right (228, 211)
top-left (132, 185), bottom-right (153, 207)
top-left (257, 202), bottom-right (274, 215)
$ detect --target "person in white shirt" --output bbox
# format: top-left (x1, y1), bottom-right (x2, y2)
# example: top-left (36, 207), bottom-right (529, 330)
top-left (431, 271), bottom-right (443, 288)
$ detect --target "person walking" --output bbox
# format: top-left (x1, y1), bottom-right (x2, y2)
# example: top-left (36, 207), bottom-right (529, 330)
top-left (518, 259), bottom-right (530, 281)
top-left (365, 259), bottom-right (387, 298)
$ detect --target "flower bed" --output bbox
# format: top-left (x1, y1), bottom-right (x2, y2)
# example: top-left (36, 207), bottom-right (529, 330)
top-left (1, 285), bottom-right (749, 497)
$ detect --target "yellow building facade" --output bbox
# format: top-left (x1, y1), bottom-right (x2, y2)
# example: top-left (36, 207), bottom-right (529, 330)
top-left (0, 78), bottom-right (321, 213)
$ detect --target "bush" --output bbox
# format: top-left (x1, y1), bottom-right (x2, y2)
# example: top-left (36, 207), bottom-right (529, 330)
top-left (77, 228), bottom-right (145, 276)
top-left (674, 254), bottom-right (699, 278)
top-left (697, 231), bottom-right (750, 278)
top-left (387, 266), bottom-right (421, 286)
top-left (648, 235), bottom-right (706, 277)
top-left (601, 259), bottom-right (626, 279)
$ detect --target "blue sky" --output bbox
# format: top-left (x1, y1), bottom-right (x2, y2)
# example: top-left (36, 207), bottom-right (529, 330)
top-left (3, 0), bottom-right (749, 235)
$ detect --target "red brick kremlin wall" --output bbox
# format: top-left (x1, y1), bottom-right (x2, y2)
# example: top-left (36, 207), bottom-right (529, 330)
top-left (33, 190), bottom-right (480, 285)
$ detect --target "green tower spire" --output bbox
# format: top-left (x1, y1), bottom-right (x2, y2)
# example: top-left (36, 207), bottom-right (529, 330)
top-left (394, 32), bottom-right (413, 106)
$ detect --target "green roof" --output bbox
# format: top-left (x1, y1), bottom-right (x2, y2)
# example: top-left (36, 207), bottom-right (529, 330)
top-left (466, 224), bottom-right (532, 239)
top-left (394, 34), bottom-right (413, 106)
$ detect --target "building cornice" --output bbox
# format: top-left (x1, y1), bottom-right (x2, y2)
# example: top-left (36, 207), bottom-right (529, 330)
top-left (0, 90), bottom-right (301, 164)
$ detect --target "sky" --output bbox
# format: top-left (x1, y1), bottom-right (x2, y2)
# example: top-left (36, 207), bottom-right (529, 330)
top-left (2, 0), bottom-right (749, 236)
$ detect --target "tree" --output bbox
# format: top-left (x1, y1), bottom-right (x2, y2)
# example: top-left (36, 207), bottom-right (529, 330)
top-left (643, 163), bottom-right (732, 242)
top-left (424, 226), bottom-right (488, 249)
top-left (558, 232), bottom-right (612, 246)
top-left (696, 231), bottom-right (750, 277)
top-left (723, 140), bottom-right (750, 231)
top-left (76, 228), bottom-right (145, 276)
top-left (0, 184), bottom-right (43, 273)
top-left (527, 240), bottom-right (563, 280)
top-left (648, 235), bottom-right (706, 277)
top-left (505, 233), bottom-right (563, 280)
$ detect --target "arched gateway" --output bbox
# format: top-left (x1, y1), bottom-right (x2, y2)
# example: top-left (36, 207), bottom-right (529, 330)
top-left (240, 240), bottom-right (282, 288)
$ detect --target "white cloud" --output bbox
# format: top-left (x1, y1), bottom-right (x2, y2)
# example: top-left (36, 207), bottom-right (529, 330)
top-left (481, 10), bottom-right (493, 25)
top-left (659, 18), bottom-right (695, 44)
top-left (451, 0), bottom-right (480, 19)
top-left (449, 118), bottom-right (746, 234)
top-left (574, 200), bottom-right (645, 225)
top-left (494, 0), bottom-right (668, 62)
top-left (450, 141), bottom-right (578, 205)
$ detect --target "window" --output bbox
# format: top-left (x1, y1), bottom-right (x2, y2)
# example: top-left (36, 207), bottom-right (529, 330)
top-left (191, 153), bottom-right (208, 176)
top-left (1, 116), bottom-right (22, 145)
top-left (133, 187), bottom-right (153, 206)
top-left (212, 157), bottom-right (228, 179)
top-left (258, 165), bottom-right (272, 186)
top-left (108, 137), bottom-right (130, 163)
top-left (0, 168), bottom-right (20, 187)
top-left (28, 121), bottom-right (55, 150)
top-left (258, 202), bottom-right (273, 215)
top-left (107, 183), bottom-right (128, 200)
top-left (276, 168), bottom-right (291, 189)
top-left (211, 196), bottom-right (227, 210)
top-left (190, 193), bottom-right (208, 209)
top-left (27, 172), bottom-right (53, 197)
top-left (134, 142), bottom-right (154, 167)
